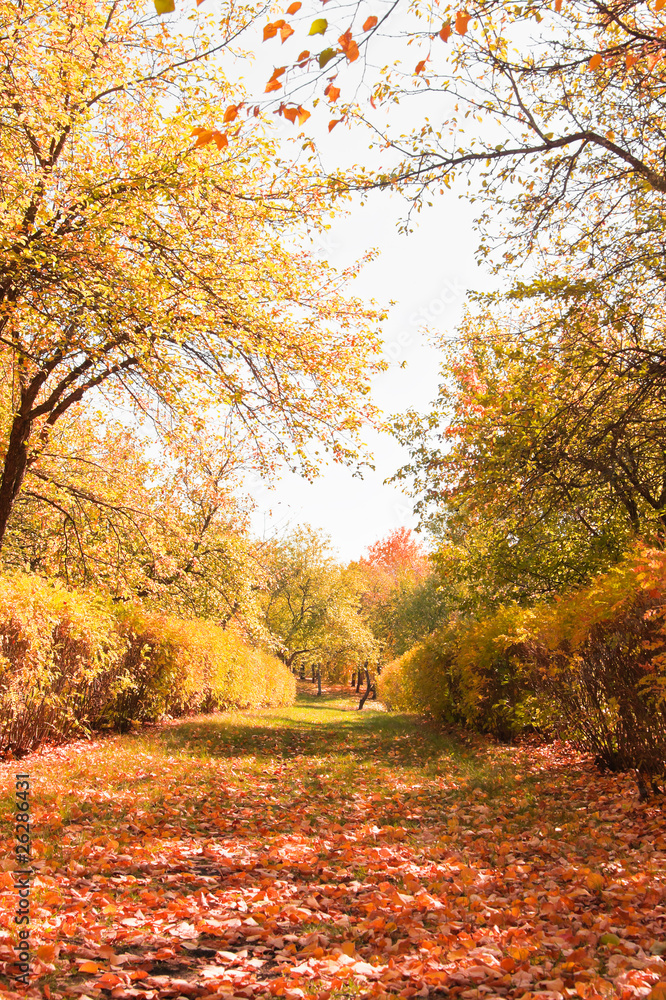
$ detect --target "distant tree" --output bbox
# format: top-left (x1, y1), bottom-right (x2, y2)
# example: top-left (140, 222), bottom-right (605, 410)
top-left (261, 526), bottom-right (377, 670)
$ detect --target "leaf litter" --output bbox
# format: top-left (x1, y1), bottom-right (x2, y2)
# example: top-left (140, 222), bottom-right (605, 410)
top-left (0, 687), bottom-right (664, 1000)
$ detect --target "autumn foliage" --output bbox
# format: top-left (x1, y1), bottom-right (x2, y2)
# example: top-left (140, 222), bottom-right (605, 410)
top-left (0, 574), bottom-right (294, 757)
top-left (381, 545), bottom-right (666, 778)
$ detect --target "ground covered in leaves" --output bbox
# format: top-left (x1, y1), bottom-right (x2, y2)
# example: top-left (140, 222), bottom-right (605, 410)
top-left (0, 684), bottom-right (665, 1000)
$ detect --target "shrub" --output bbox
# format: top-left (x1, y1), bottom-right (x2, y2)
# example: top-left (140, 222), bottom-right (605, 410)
top-left (0, 574), bottom-right (125, 754)
top-left (0, 573), bottom-right (295, 755)
top-left (380, 545), bottom-right (666, 773)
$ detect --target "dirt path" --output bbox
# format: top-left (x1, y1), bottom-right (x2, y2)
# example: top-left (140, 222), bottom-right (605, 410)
top-left (0, 688), bottom-right (664, 1000)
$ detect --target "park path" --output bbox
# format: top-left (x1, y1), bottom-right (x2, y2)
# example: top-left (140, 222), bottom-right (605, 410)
top-left (0, 685), bottom-right (664, 1000)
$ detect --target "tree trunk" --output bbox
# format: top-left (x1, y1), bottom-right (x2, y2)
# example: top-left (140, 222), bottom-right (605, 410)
top-left (0, 412), bottom-right (32, 550)
top-left (355, 667), bottom-right (363, 692)
top-left (317, 665), bottom-right (322, 696)
top-left (311, 663), bottom-right (316, 683)
top-left (358, 666), bottom-right (373, 710)
top-left (351, 671), bottom-right (356, 688)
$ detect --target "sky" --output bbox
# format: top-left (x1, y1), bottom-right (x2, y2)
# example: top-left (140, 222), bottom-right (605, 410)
top-left (248, 183), bottom-right (487, 563)
top-left (226, 12), bottom-right (499, 563)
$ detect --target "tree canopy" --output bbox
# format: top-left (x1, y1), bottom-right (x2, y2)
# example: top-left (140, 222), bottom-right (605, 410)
top-left (0, 0), bottom-right (386, 550)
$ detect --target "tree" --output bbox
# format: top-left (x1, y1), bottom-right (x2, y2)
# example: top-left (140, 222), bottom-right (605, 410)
top-left (261, 526), bottom-right (377, 671)
top-left (391, 301), bottom-right (666, 604)
top-left (0, 0), bottom-right (386, 551)
top-left (353, 528), bottom-right (439, 660)
top-left (1, 410), bottom-right (271, 631)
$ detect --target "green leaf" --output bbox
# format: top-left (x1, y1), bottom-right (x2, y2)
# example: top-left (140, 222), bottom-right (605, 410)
top-left (308, 18), bottom-right (327, 35)
top-left (154, 0), bottom-right (175, 12)
top-left (600, 933), bottom-right (621, 946)
top-left (318, 47), bottom-right (337, 68)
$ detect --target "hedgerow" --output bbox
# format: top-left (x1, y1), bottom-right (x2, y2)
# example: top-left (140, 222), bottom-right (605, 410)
top-left (0, 573), bottom-right (295, 756)
top-left (380, 545), bottom-right (666, 774)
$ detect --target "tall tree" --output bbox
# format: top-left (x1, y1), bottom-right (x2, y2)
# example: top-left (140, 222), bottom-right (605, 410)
top-left (0, 0), bottom-right (385, 550)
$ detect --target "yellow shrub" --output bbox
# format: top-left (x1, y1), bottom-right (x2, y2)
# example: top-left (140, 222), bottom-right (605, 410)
top-left (0, 574), bottom-right (295, 754)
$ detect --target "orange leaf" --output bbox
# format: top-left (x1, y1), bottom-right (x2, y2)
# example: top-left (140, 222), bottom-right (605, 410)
top-left (223, 105), bottom-right (239, 122)
top-left (283, 107), bottom-right (298, 122)
top-left (193, 129), bottom-right (214, 147)
top-left (657, 0), bottom-right (666, 9)
top-left (297, 49), bottom-right (310, 60)
top-left (649, 985), bottom-right (666, 1000)
top-left (263, 22), bottom-right (278, 39)
top-left (96, 973), bottom-right (123, 987)
top-left (78, 961), bottom-right (100, 973)
top-left (626, 50), bottom-right (638, 68)
top-left (344, 40), bottom-right (359, 61)
top-left (554, 0), bottom-right (562, 9)
top-left (280, 24), bottom-right (295, 42)
top-left (588, 53), bottom-right (602, 70)
top-left (265, 77), bottom-right (283, 92)
top-left (286, 1), bottom-right (301, 11)
top-left (297, 106), bottom-right (311, 125)
top-left (455, 10), bottom-right (470, 33)
top-left (326, 84), bottom-right (340, 101)
top-left (415, 59), bottom-right (426, 73)
top-left (439, 20), bottom-right (451, 40)
top-left (363, 15), bottom-right (378, 30)
top-left (212, 131), bottom-right (228, 150)
top-left (328, 118), bottom-right (342, 131)
top-left (36, 944), bottom-right (56, 961)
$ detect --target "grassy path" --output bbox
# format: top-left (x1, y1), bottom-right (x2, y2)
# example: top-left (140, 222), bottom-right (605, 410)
top-left (0, 686), bottom-right (665, 1000)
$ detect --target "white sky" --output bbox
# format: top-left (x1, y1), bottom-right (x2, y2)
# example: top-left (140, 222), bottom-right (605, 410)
top-left (220, 11), bottom-right (501, 563)
top-left (248, 183), bottom-right (488, 563)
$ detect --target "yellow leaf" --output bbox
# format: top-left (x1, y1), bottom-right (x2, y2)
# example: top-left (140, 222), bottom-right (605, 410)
top-left (153, 0), bottom-right (175, 13)
top-left (308, 18), bottom-right (327, 35)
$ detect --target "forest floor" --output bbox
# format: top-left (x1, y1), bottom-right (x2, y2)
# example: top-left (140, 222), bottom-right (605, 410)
top-left (0, 684), bottom-right (665, 1000)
